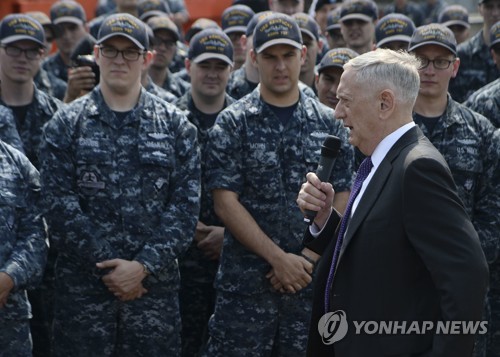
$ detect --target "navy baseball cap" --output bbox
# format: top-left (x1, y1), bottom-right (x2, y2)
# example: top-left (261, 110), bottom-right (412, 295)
top-left (0, 14), bottom-right (45, 47)
top-left (375, 14), bottom-right (416, 48)
top-left (293, 13), bottom-right (320, 41)
top-left (340, 0), bottom-right (378, 23)
top-left (253, 13), bottom-right (303, 53)
top-left (97, 13), bottom-right (148, 50)
top-left (25, 11), bottom-right (57, 32)
top-left (245, 11), bottom-right (273, 37)
top-left (438, 5), bottom-right (470, 29)
top-left (316, 0), bottom-right (343, 11)
top-left (317, 48), bottom-right (358, 73)
top-left (50, 0), bottom-right (86, 26)
top-left (188, 28), bottom-right (234, 66)
top-left (137, 0), bottom-right (170, 21)
top-left (326, 7), bottom-right (342, 31)
top-left (185, 18), bottom-right (220, 43)
top-left (222, 5), bottom-right (255, 34)
top-left (147, 15), bottom-right (179, 41)
top-left (490, 21), bottom-right (500, 49)
top-left (408, 24), bottom-right (457, 56)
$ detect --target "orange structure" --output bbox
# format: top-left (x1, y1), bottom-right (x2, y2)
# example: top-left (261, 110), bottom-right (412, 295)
top-left (0, 0), bottom-right (233, 28)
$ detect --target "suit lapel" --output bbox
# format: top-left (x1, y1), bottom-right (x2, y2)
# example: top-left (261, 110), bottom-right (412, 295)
top-left (338, 126), bottom-right (424, 259)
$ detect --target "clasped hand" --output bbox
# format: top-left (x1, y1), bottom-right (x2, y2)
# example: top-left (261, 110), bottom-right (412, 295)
top-left (266, 252), bottom-right (314, 294)
top-left (96, 259), bottom-right (148, 302)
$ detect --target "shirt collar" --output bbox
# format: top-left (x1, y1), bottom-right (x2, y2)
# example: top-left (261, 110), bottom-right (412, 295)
top-left (371, 121), bottom-right (416, 170)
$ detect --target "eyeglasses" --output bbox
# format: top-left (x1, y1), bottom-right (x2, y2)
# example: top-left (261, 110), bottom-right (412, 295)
top-left (99, 46), bottom-right (145, 61)
top-left (1, 45), bottom-right (43, 60)
top-left (418, 57), bottom-right (456, 70)
top-left (152, 38), bottom-right (176, 49)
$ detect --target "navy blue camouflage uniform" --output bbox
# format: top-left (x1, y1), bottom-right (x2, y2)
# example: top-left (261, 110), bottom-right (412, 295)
top-left (175, 90), bottom-right (235, 357)
top-left (449, 31), bottom-right (500, 103)
top-left (40, 87), bottom-right (201, 357)
top-left (203, 88), bottom-right (354, 356)
top-left (0, 140), bottom-right (47, 357)
top-left (0, 86), bottom-right (62, 169)
top-left (161, 70), bottom-right (190, 98)
top-left (0, 106), bottom-right (24, 154)
top-left (34, 68), bottom-right (67, 101)
top-left (42, 53), bottom-right (69, 82)
top-left (144, 77), bottom-right (177, 103)
top-left (464, 78), bottom-right (500, 128)
top-left (484, 129), bottom-right (500, 357)
top-left (414, 95), bottom-right (500, 264)
top-left (0, 86), bottom-right (62, 357)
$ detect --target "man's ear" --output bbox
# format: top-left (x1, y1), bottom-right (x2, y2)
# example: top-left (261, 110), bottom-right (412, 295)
top-left (143, 50), bottom-right (154, 68)
top-left (451, 57), bottom-right (460, 78)
top-left (379, 89), bottom-right (395, 119)
top-left (250, 48), bottom-right (258, 68)
top-left (301, 45), bottom-right (307, 65)
top-left (185, 58), bottom-right (192, 75)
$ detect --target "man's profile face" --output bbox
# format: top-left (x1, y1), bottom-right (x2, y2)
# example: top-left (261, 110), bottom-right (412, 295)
top-left (334, 68), bottom-right (381, 155)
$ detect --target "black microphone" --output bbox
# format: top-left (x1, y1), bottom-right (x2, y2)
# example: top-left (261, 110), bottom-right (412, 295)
top-left (303, 135), bottom-right (341, 225)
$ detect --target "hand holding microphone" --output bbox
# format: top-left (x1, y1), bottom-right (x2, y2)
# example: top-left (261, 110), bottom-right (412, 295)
top-left (300, 135), bottom-right (341, 225)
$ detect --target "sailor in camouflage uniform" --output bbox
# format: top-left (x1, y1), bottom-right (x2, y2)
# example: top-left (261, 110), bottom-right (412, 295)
top-left (226, 11), bottom-right (318, 100)
top-left (409, 25), bottom-right (500, 357)
top-left (0, 14), bottom-right (63, 168)
top-left (26, 11), bottom-right (68, 101)
top-left (40, 14), bottom-right (200, 356)
top-left (0, 139), bottom-right (48, 356)
top-left (202, 14), bottom-right (354, 356)
top-left (464, 22), bottom-right (500, 357)
top-left (42, 1), bottom-right (88, 83)
top-left (0, 15), bottom-right (63, 357)
top-left (464, 21), bottom-right (500, 128)
top-left (147, 15), bottom-right (190, 98)
top-left (448, 0), bottom-right (500, 103)
top-left (174, 28), bottom-right (235, 357)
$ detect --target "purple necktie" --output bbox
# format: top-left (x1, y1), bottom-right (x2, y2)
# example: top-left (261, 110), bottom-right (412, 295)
top-left (324, 157), bottom-right (373, 313)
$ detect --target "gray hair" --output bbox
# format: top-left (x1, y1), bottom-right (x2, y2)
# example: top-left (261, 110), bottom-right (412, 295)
top-left (344, 49), bottom-right (421, 106)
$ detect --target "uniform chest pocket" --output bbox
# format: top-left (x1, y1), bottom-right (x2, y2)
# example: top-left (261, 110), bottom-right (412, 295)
top-left (303, 135), bottom-right (326, 169)
top-left (0, 182), bottom-right (26, 235)
top-left (244, 143), bottom-right (279, 169)
top-left (75, 140), bottom-right (113, 196)
top-left (448, 158), bottom-right (482, 195)
top-left (75, 139), bottom-right (113, 164)
top-left (139, 147), bottom-right (174, 202)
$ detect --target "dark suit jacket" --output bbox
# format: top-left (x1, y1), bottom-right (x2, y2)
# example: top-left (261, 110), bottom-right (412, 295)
top-left (304, 126), bottom-right (489, 357)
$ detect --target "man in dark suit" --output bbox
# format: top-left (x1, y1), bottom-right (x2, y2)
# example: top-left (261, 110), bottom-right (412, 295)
top-left (295, 49), bottom-right (489, 356)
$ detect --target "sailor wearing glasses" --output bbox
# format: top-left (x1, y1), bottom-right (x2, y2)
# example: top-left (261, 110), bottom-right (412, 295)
top-left (410, 24), bottom-right (500, 357)
top-left (40, 13), bottom-right (201, 356)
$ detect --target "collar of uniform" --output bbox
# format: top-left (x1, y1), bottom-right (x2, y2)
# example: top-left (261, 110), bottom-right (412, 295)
top-left (0, 105), bottom-right (13, 129)
top-left (441, 93), bottom-right (465, 128)
top-left (33, 84), bottom-right (59, 117)
top-left (468, 30), bottom-right (486, 56)
top-left (89, 87), bottom-right (146, 129)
